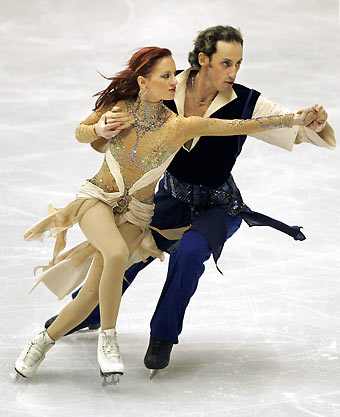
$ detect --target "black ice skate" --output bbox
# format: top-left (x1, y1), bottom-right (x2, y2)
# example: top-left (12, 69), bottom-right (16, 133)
top-left (45, 315), bottom-right (100, 335)
top-left (144, 336), bottom-right (173, 379)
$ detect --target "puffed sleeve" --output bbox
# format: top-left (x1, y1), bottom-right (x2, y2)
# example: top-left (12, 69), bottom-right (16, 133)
top-left (252, 95), bottom-right (336, 151)
top-left (295, 122), bottom-right (336, 149)
top-left (174, 113), bottom-right (295, 147)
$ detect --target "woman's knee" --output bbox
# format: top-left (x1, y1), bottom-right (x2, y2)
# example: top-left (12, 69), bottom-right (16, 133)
top-left (102, 244), bottom-right (129, 268)
top-left (93, 250), bottom-right (104, 267)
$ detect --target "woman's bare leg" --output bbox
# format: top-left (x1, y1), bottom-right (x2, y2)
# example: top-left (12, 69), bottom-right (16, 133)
top-left (47, 251), bottom-right (104, 341)
top-left (47, 201), bottom-right (143, 340)
top-left (79, 202), bottom-right (142, 330)
top-left (97, 222), bottom-right (143, 330)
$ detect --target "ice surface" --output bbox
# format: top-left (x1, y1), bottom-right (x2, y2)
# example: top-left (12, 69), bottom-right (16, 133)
top-left (1, 0), bottom-right (340, 416)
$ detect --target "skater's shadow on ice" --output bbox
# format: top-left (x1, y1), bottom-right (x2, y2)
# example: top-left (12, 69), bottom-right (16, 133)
top-left (162, 344), bottom-right (284, 383)
top-left (11, 368), bottom-right (92, 385)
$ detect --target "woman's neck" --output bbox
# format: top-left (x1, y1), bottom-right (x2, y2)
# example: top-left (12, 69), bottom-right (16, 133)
top-left (130, 95), bottom-right (167, 122)
top-left (135, 95), bottom-right (164, 110)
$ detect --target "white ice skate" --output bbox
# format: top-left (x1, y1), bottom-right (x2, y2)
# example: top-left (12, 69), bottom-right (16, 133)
top-left (97, 328), bottom-right (124, 386)
top-left (14, 330), bottom-right (55, 378)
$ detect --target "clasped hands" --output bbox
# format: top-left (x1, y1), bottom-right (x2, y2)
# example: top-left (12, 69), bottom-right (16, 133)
top-left (295, 104), bottom-right (327, 130)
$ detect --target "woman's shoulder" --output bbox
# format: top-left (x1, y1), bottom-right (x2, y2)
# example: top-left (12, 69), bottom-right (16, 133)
top-left (112, 99), bottom-right (129, 112)
top-left (97, 99), bottom-right (130, 113)
top-left (168, 113), bottom-right (191, 127)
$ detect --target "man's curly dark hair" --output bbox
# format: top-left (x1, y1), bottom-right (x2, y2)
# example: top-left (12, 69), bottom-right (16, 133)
top-left (188, 25), bottom-right (243, 67)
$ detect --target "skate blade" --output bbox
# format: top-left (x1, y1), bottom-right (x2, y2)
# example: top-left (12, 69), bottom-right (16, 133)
top-left (12, 369), bottom-right (27, 381)
top-left (72, 325), bottom-right (100, 335)
top-left (100, 370), bottom-right (123, 387)
top-left (150, 369), bottom-right (159, 380)
top-left (88, 324), bottom-right (100, 331)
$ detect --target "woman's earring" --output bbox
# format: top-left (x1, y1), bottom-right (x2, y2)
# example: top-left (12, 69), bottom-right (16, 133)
top-left (138, 88), bottom-right (147, 97)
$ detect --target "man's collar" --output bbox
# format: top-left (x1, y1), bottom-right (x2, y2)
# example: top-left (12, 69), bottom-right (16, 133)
top-left (174, 67), bottom-right (237, 117)
top-left (173, 69), bottom-right (188, 116)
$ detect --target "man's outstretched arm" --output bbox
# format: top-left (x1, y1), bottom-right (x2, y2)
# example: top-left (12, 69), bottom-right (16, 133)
top-left (251, 96), bottom-right (336, 151)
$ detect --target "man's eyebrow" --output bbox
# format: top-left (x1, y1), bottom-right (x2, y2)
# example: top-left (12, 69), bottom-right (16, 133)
top-left (221, 58), bottom-right (243, 62)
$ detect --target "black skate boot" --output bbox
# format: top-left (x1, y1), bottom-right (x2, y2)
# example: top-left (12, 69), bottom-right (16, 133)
top-left (144, 336), bottom-right (173, 379)
top-left (44, 315), bottom-right (100, 336)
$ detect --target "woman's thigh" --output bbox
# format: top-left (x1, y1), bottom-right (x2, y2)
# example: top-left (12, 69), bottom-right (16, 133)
top-left (79, 201), bottom-right (144, 258)
top-left (79, 201), bottom-right (128, 259)
top-left (117, 222), bottom-right (144, 256)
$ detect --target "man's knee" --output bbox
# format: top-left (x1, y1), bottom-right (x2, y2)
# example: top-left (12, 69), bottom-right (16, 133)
top-left (175, 230), bottom-right (211, 262)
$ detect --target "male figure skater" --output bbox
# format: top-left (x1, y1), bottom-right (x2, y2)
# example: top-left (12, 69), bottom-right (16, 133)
top-left (45, 26), bottom-right (335, 373)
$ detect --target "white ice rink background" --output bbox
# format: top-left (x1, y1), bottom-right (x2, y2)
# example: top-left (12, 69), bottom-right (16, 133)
top-left (1, 1), bottom-right (340, 416)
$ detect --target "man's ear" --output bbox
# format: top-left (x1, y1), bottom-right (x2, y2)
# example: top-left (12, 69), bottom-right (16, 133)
top-left (198, 52), bottom-right (209, 67)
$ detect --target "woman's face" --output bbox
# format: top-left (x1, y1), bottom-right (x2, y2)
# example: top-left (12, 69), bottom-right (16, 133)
top-left (139, 56), bottom-right (178, 102)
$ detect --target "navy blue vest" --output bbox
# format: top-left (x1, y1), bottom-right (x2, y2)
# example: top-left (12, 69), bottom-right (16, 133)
top-left (163, 81), bottom-right (260, 188)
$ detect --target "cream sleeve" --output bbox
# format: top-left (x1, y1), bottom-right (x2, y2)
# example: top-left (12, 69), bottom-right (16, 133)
top-left (252, 95), bottom-right (336, 151)
top-left (294, 122), bottom-right (336, 149)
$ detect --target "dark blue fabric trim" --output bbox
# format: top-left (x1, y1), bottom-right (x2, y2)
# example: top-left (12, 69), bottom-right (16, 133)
top-left (235, 89), bottom-right (255, 159)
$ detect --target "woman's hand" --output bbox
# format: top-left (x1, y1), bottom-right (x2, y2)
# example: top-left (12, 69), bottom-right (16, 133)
top-left (94, 107), bottom-right (135, 139)
top-left (293, 110), bottom-right (314, 126)
top-left (294, 104), bottom-right (328, 128)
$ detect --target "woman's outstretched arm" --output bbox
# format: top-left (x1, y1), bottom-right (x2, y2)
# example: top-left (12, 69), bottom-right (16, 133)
top-left (174, 112), bottom-right (311, 147)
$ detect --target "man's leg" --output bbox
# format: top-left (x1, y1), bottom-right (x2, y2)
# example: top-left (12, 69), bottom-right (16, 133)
top-left (151, 230), bottom-right (211, 344)
top-left (144, 230), bottom-right (211, 370)
top-left (144, 214), bottom-right (242, 370)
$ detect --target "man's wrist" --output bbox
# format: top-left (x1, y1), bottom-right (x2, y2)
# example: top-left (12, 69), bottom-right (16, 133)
top-left (312, 120), bottom-right (326, 132)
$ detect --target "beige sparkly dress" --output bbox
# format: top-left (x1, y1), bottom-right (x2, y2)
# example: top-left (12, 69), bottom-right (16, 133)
top-left (25, 96), bottom-right (294, 299)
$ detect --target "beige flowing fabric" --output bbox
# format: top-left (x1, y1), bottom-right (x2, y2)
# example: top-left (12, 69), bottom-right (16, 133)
top-left (25, 148), bottom-right (189, 300)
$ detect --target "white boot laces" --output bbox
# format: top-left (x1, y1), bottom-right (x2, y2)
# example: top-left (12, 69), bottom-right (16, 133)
top-left (102, 333), bottom-right (121, 360)
top-left (22, 338), bottom-right (45, 366)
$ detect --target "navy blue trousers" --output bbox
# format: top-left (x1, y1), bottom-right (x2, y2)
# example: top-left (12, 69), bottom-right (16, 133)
top-left (71, 215), bottom-right (241, 344)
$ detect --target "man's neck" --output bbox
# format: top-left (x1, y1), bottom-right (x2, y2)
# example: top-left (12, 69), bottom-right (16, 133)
top-left (191, 68), bottom-right (218, 104)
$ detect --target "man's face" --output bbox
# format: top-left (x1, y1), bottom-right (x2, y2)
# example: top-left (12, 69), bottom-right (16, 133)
top-left (203, 41), bottom-right (243, 93)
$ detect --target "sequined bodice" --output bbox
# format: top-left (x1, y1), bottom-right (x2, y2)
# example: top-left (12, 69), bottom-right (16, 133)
top-left (89, 97), bottom-right (178, 204)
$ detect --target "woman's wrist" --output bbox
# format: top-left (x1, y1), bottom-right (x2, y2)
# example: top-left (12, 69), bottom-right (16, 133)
top-left (94, 122), bottom-right (100, 136)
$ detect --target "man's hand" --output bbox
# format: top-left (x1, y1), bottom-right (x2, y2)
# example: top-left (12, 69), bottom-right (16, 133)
top-left (296, 104), bottom-right (327, 131)
top-left (94, 107), bottom-right (135, 139)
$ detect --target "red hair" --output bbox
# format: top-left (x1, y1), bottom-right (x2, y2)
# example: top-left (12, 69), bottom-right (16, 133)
top-left (93, 47), bottom-right (172, 110)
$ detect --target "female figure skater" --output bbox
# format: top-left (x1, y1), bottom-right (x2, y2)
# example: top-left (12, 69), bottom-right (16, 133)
top-left (14, 47), bottom-right (314, 385)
